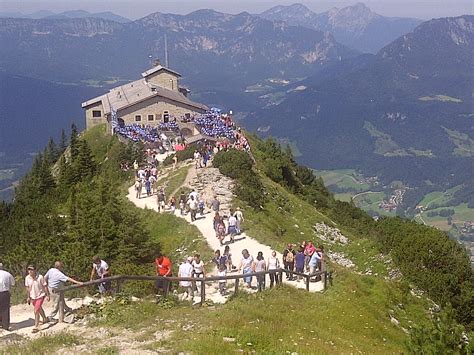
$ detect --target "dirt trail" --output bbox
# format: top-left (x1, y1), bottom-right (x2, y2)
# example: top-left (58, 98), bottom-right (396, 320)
top-left (127, 158), bottom-right (324, 297)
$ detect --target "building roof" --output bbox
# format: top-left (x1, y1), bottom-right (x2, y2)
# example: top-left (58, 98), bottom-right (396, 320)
top-left (141, 65), bottom-right (181, 78)
top-left (82, 78), bottom-right (207, 114)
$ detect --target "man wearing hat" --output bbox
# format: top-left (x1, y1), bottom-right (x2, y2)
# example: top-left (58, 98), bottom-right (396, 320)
top-left (0, 262), bottom-right (15, 331)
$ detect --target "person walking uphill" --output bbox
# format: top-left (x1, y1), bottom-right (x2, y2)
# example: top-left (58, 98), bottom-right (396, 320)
top-left (0, 263), bottom-right (15, 331)
top-left (25, 265), bottom-right (50, 333)
top-left (44, 261), bottom-right (83, 321)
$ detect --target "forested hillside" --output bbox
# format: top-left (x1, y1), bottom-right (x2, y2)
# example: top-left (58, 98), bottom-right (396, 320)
top-left (0, 126), bottom-right (472, 352)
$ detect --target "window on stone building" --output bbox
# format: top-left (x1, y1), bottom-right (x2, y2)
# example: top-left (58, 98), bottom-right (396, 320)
top-left (135, 115), bottom-right (142, 122)
top-left (148, 114), bottom-right (154, 121)
top-left (92, 110), bottom-right (102, 118)
top-left (163, 111), bottom-right (170, 123)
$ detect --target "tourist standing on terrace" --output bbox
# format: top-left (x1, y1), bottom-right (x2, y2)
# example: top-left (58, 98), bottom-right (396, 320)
top-left (25, 265), bottom-right (49, 333)
top-left (0, 263), bottom-right (15, 331)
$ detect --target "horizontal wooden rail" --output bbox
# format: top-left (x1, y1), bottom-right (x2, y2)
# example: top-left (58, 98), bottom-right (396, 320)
top-left (54, 267), bottom-right (328, 322)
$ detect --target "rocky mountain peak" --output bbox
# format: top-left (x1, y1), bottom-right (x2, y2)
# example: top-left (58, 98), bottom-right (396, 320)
top-left (327, 2), bottom-right (380, 29)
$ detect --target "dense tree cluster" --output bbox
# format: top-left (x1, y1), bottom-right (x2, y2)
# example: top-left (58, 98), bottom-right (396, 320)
top-left (0, 125), bottom-right (159, 279)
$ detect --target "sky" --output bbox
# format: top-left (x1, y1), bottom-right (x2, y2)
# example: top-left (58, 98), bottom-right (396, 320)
top-left (0, 0), bottom-right (472, 20)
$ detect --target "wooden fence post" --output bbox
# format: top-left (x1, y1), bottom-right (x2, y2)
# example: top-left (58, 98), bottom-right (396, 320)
top-left (116, 279), bottom-right (122, 294)
top-left (306, 275), bottom-right (310, 292)
top-left (164, 278), bottom-right (170, 299)
top-left (234, 278), bottom-right (239, 294)
top-left (58, 292), bottom-right (64, 323)
top-left (278, 269), bottom-right (283, 285)
top-left (200, 280), bottom-right (206, 305)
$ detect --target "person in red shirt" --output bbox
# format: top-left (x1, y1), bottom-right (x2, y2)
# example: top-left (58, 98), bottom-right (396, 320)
top-left (155, 253), bottom-right (172, 296)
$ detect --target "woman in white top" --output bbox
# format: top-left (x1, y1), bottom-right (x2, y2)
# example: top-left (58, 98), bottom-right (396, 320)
top-left (238, 249), bottom-right (254, 288)
top-left (25, 265), bottom-right (49, 333)
top-left (192, 254), bottom-right (205, 293)
top-left (267, 251), bottom-right (280, 288)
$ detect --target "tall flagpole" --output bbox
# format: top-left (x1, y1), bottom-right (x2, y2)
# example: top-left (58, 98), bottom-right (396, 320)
top-left (164, 34), bottom-right (169, 68)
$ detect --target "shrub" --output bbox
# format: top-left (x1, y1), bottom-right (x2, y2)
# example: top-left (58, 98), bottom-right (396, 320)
top-left (213, 149), bottom-right (265, 208)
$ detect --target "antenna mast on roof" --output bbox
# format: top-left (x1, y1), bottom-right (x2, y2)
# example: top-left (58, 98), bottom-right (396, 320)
top-left (164, 34), bottom-right (169, 68)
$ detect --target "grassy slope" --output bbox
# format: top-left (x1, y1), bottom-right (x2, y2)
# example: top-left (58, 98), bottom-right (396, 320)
top-left (6, 127), bottom-right (433, 353)
top-left (82, 272), bottom-right (428, 354)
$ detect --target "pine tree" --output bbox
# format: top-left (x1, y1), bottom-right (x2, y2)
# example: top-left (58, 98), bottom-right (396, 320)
top-left (59, 129), bottom-right (68, 154)
top-left (70, 123), bottom-right (79, 162)
top-left (74, 139), bottom-right (97, 181)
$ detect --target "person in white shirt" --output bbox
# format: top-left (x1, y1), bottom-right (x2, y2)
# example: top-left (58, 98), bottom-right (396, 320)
top-left (178, 257), bottom-right (194, 299)
top-left (90, 256), bottom-right (110, 295)
top-left (192, 254), bottom-right (206, 294)
top-left (235, 207), bottom-right (244, 234)
top-left (228, 213), bottom-right (237, 243)
top-left (267, 251), bottom-right (280, 288)
top-left (188, 195), bottom-right (199, 222)
top-left (44, 261), bottom-right (83, 321)
top-left (25, 265), bottom-right (50, 333)
top-left (0, 263), bottom-right (15, 330)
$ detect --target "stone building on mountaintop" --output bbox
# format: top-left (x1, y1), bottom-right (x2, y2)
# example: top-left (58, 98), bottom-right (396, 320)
top-left (82, 60), bottom-right (208, 131)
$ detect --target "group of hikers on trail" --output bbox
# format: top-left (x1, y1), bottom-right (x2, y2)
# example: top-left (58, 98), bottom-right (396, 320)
top-left (0, 257), bottom-right (108, 334)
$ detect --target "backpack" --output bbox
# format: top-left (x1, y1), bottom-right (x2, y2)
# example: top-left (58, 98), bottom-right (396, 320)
top-left (285, 250), bottom-right (294, 263)
top-left (219, 255), bottom-right (228, 266)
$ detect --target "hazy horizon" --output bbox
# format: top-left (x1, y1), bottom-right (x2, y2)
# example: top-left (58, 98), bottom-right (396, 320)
top-left (0, 0), bottom-right (472, 21)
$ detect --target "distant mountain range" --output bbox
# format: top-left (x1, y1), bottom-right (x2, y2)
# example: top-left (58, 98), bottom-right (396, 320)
top-left (0, 10), bottom-right (356, 88)
top-left (246, 16), bottom-right (473, 193)
top-left (259, 2), bottom-right (422, 53)
top-left (0, 9), bottom-right (130, 23)
top-left (0, 7), bottom-right (472, 210)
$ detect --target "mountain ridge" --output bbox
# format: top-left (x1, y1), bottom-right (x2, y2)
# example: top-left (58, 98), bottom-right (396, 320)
top-left (260, 2), bottom-right (423, 53)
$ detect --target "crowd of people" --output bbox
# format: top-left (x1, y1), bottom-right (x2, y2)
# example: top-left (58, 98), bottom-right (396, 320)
top-left (193, 109), bottom-right (236, 140)
top-left (115, 124), bottom-right (162, 143)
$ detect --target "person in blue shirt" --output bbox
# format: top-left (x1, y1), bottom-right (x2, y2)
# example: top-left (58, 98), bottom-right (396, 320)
top-left (295, 247), bottom-right (306, 282)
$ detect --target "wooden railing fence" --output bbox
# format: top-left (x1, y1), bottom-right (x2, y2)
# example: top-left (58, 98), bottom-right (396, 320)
top-left (55, 268), bottom-right (328, 322)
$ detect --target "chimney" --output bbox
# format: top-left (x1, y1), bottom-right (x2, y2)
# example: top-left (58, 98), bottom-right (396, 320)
top-left (154, 59), bottom-right (161, 67)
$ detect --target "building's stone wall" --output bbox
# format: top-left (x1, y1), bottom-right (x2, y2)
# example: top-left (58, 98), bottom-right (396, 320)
top-left (146, 71), bottom-right (179, 91)
top-left (117, 95), bottom-right (204, 126)
top-left (85, 101), bottom-right (106, 129)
